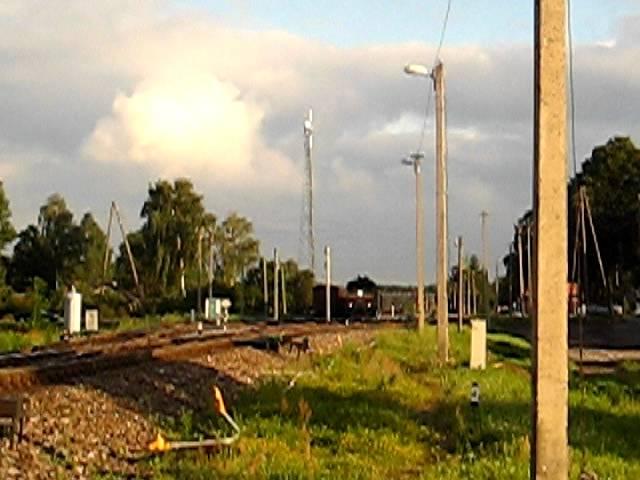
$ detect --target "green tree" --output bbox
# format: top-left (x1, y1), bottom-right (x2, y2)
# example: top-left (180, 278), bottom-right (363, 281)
top-left (131, 178), bottom-right (214, 298)
top-left (215, 213), bottom-right (259, 288)
top-left (9, 194), bottom-right (83, 291)
top-left (74, 212), bottom-right (109, 292)
top-left (0, 181), bottom-right (16, 251)
top-left (0, 182), bottom-right (16, 287)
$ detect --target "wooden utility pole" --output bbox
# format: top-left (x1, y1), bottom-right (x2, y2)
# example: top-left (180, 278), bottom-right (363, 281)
top-left (273, 248), bottom-right (279, 322)
top-left (325, 246), bottom-right (331, 323)
top-left (457, 236), bottom-right (464, 331)
top-left (111, 202), bottom-right (143, 300)
top-left (434, 61), bottom-right (449, 363)
top-left (531, 0), bottom-right (568, 477)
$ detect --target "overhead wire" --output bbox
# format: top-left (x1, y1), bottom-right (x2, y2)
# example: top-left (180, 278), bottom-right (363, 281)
top-left (415, 0), bottom-right (453, 154)
top-left (567, 0), bottom-right (589, 476)
top-left (568, 0), bottom-right (578, 177)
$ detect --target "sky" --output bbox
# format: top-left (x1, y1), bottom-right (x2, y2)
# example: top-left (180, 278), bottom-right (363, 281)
top-left (1, 1), bottom-right (640, 285)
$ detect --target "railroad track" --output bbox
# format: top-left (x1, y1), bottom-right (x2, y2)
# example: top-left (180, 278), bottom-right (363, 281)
top-left (0, 320), bottom-right (398, 391)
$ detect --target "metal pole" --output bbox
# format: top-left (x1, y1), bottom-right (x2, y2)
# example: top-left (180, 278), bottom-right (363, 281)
top-left (273, 248), bottom-right (279, 322)
top-left (325, 246), bottom-right (331, 323)
top-left (531, 0), bottom-right (568, 477)
top-left (457, 236), bottom-right (464, 331)
top-left (434, 61), bottom-right (449, 363)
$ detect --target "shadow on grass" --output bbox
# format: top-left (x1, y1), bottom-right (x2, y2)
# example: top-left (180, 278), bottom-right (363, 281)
top-left (487, 339), bottom-right (530, 362)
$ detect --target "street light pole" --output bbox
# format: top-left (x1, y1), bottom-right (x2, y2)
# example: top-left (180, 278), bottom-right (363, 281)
top-left (402, 153), bottom-right (425, 332)
top-left (405, 62), bottom-right (449, 361)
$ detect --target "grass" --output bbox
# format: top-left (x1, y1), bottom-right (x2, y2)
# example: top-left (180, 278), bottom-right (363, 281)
top-left (0, 313), bottom-right (189, 353)
top-left (0, 322), bottom-right (60, 353)
top-left (145, 326), bottom-right (640, 479)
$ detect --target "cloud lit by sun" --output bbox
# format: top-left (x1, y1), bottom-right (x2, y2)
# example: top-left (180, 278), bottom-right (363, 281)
top-left (84, 73), bottom-right (299, 190)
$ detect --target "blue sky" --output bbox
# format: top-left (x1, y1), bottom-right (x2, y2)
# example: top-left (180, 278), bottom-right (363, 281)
top-left (178, 0), bottom-right (638, 47)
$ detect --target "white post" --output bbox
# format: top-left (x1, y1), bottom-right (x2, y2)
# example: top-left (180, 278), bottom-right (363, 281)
top-left (273, 248), bottom-right (279, 322)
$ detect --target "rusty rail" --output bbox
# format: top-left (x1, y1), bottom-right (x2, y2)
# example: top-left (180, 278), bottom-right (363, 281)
top-left (0, 321), bottom-right (399, 391)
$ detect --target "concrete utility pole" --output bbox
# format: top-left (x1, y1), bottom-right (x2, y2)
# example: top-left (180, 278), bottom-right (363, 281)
top-left (273, 248), bottom-right (279, 322)
top-left (262, 257), bottom-right (268, 316)
top-left (527, 221), bottom-right (533, 315)
top-left (466, 271), bottom-right (471, 318)
top-left (197, 228), bottom-right (203, 315)
top-left (531, 0), bottom-right (568, 478)
top-left (481, 210), bottom-right (489, 316)
top-left (517, 224), bottom-right (526, 315)
top-left (208, 230), bottom-right (214, 306)
top-left (434, 62), bottom-right (449, 363)
top-left (401, 152), bottom-right (425, 331)
top-left (325, 246), bottom-right (331, 323)
top-left (495, 260), bottom-right (500, 312)
top-left (457, 236), bottom-right (464, 331)
top-left (281, 266), bottom-right (287, 316)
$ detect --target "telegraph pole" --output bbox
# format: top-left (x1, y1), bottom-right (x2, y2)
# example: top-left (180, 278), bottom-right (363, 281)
top-left (325, 246), bottom-right (331, 323)
top-left (434, 62), bottom-right (449, 363)
top-left (457, 236), bottom-right (464, 331)
top-left (273, 248), bottom-right (279, 322)
top-left (532, 0), bottom-right (568, 477)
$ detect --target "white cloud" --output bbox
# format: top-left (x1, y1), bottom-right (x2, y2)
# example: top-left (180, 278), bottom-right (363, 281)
top-left (83, 73), bottom-right (300, 191)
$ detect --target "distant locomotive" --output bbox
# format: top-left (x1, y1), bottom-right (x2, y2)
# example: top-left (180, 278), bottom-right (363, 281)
top-left (313, 275), bottom-right (418, 322)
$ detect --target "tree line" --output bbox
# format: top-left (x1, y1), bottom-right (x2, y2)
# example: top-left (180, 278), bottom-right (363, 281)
top-left (0, 178), bottom-right (314, 318)
top-left (502, 136), bottom-right (640, 313)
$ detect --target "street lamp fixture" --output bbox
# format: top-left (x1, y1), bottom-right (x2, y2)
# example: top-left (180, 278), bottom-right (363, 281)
top-left (404, 63), bottom-right (432, 78)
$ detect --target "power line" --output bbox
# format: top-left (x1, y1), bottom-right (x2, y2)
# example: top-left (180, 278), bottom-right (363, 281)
top-left (416, 0), bottom-right (453, 153)
top-left (568, 0), bottom-right (578, 176)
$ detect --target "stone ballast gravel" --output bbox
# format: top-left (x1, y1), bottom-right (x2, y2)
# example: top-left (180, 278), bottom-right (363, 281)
top-left (0, 329), bottom-right (375, 479)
